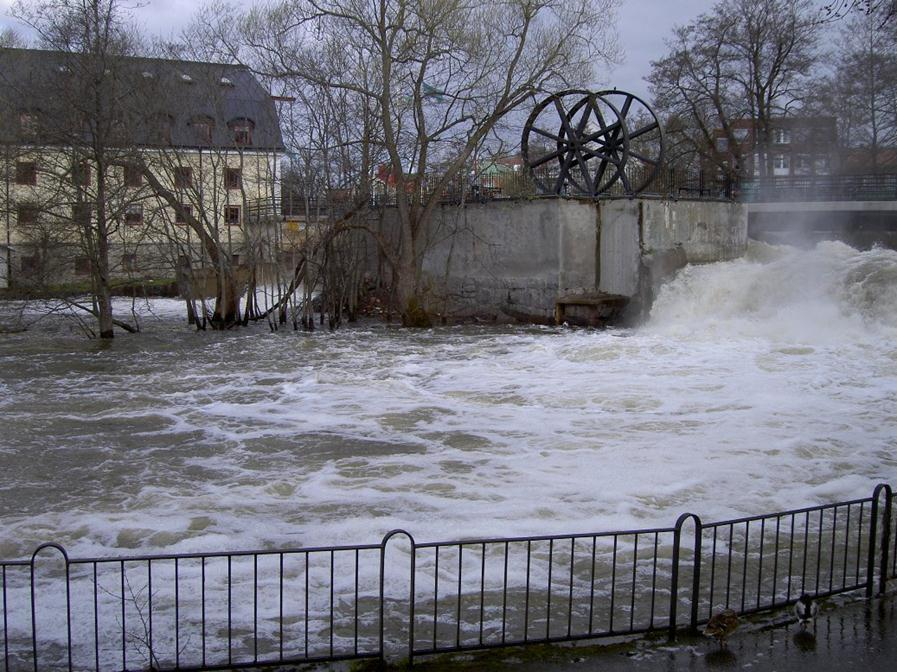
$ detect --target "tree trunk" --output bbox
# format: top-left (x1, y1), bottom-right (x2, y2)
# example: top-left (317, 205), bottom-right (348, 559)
top-left (395, 255), bottom-right (430, 328)
top-left (95, 184), bottom-right (114, 339)
top-left (211, 273), bottom-right (240, 328)
top-left (96, 280), bottom-right (114, 338)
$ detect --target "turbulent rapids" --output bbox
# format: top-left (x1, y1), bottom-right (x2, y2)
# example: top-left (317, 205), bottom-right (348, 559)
top-left (0, 241), bottom-right (896, 559)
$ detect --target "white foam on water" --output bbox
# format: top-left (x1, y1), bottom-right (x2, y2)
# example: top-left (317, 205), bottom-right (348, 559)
top-left (0, 241), bottom-right (896, 561)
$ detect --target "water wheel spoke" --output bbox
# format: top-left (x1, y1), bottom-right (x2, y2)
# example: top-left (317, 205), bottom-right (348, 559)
top-left (629, 150), bottom-right (658, 166)
top-left (628, 122), bottom-right (660, 141)
top-left (529, 125), bottom-right (565, 144)
top-left (577, 140), bottom-right (620, 163)
top-left (579, 148), bottom-right (623, 166)
top-left (559, 144), bottom-right (583, 183)
top-left (556, 98), bottom-right (584, 142)
top-left (574, 146), bottom-right (594, 192)
top-left (529, 145), bottom-right (569, 168)
top-left (552, 168), bottom-right (569, 194)
top-left (575, 99), bottom-right (594, 135)
top-left (586, 94), bottom-right (607, 130)
top-left (582, 122), bottom-right (623, 145)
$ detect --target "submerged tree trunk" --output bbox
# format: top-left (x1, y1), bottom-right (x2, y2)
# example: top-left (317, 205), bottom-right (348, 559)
top-left (211, 270), bottom-right (241, 329)
top-left (94, 163), bottom-right (114, 339)
top-left (139, 163), bottom-right (242, 330)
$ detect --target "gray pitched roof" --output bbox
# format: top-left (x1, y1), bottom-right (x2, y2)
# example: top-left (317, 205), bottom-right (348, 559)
top-left (0, 48), bottom-right (284, 151)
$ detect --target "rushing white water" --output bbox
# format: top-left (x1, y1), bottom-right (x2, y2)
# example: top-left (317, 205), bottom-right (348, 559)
top-left (0, 240), bottom-right (895, 560)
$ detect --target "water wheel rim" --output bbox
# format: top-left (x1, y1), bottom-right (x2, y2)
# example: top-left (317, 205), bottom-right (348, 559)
top-left (522, 90), bottom-right (630, 198)
top-left (593, 89), bottom-right (665, 195)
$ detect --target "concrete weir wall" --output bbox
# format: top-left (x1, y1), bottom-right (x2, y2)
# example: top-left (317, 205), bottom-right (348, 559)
top-left (598, 199), bottom-right (747, 298)
top-left (390, 197), bottom-right (747, 322)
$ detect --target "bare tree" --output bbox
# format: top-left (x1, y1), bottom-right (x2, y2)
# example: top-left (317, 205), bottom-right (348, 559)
top-left (824, 0), bottom-right (897, 26)
top-left (808, 8), bottom-right (897, 169)
top-left (241, 0), bottom-right (620, 326)
top-left (9, 0), bottom-right (145, 337)
top-left (0, 27), bottom-right (29, 48)
top-left (648, 0), bottom-right (821, 180)
top-left (135, 125), bottom-right (278, 329)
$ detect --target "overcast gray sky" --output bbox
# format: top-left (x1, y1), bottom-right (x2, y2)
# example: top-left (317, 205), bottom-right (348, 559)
top-left (0, 0), bottom-right (713, 101)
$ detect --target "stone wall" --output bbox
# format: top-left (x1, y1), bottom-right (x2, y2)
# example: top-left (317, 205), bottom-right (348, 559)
top-left (597, 199), bottom-right (747, 317)
top-left (373, 197), bottom-right (747, 323)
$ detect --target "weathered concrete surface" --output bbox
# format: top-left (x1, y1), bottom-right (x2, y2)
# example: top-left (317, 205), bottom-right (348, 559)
top-left (376, 197), bottom-right (747, 323)
top-left (416, 198), bottom-right (600, 322)
top-left (0, 247), bottom-right (8, 289)
top-left (628, 199), bottom-right (747, 319)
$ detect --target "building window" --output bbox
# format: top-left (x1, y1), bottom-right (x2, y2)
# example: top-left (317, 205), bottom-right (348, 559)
top-left (124, 203), bottom-right (143, 225)
top-left (773, 154), bottom-right (790, 170)
top-left (225, 168), bottom-right (242, 189)
top-left (16, 162), bottom-right (37, 185)
top-left (72, 160), bottom-right (91, 186)
top-left (733, 128), bottom-right (749, 141)
top-left (715, 137), bottom-right (728, 151)
top-left (225, 205), bottom-right (241, 226)
top-left (124, 164), bottom-right (143, 187)
top-left (21, 255), bottom-right (39, 273)
top-left (810, 127), bottom-right (830, 143)
top-left (74, 256), bottom-right (92, 275)
top-left (16, 203), bottom-right (38, 226)
top-left (190, 115), bottom-right (214, 144)
top-left (121, 253), bottom-right (137, 271)
top-left (773, 128), bottom-right (791, 144)
top-left (19, 111), bottom-right (38, 138)
top-left (228, 118), bottom-right (254, 146)
top-left (175, 204), bottom-right (192, 225)
top-left (110, 110), bottom-right (128, 138)
top-left (72, 202), bottom-right (92, 226)
top-left (151, 113), bottom-right (174, 144)
top-left (174, 167), bottom-right (193, 189)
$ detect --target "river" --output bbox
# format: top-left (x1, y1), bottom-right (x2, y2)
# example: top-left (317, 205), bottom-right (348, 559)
top-left (1, 240), bottom-right (896, 560)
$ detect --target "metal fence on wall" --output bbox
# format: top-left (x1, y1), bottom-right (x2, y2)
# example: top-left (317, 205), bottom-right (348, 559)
top-left (1, 484), bottom-right (893, 671)
top-left (246, 166), bottom-right (735, 223)
top-left (365, 166), bottom-right (734, 209)
top-left (740, 173), bottom-right (897, 202)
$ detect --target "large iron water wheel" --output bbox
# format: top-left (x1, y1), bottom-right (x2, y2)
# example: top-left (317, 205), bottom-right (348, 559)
top-left (521, 90), bottom-right (629, 197)
top-left (592, 89), bottom-right (664, 194)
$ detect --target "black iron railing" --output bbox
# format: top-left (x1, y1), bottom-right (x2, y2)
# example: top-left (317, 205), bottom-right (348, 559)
top-left (741, 173), bottom-right (897, 202)
top-left (245, 167), bottom-right (735, 222)
top-left (2, 484), bottom-right (893, 671)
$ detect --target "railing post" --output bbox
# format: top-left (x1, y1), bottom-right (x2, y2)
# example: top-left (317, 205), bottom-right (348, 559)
top-left (867, 484), bottom-right (890, 597)
top-left (30, 543), bottom-right (71, 672)
top-left (877, 485), bottom-right (893, 596)
top-left (669, 513), bottom-right (702, 639)
top-left (380, 529), bottom-right (416, 666)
